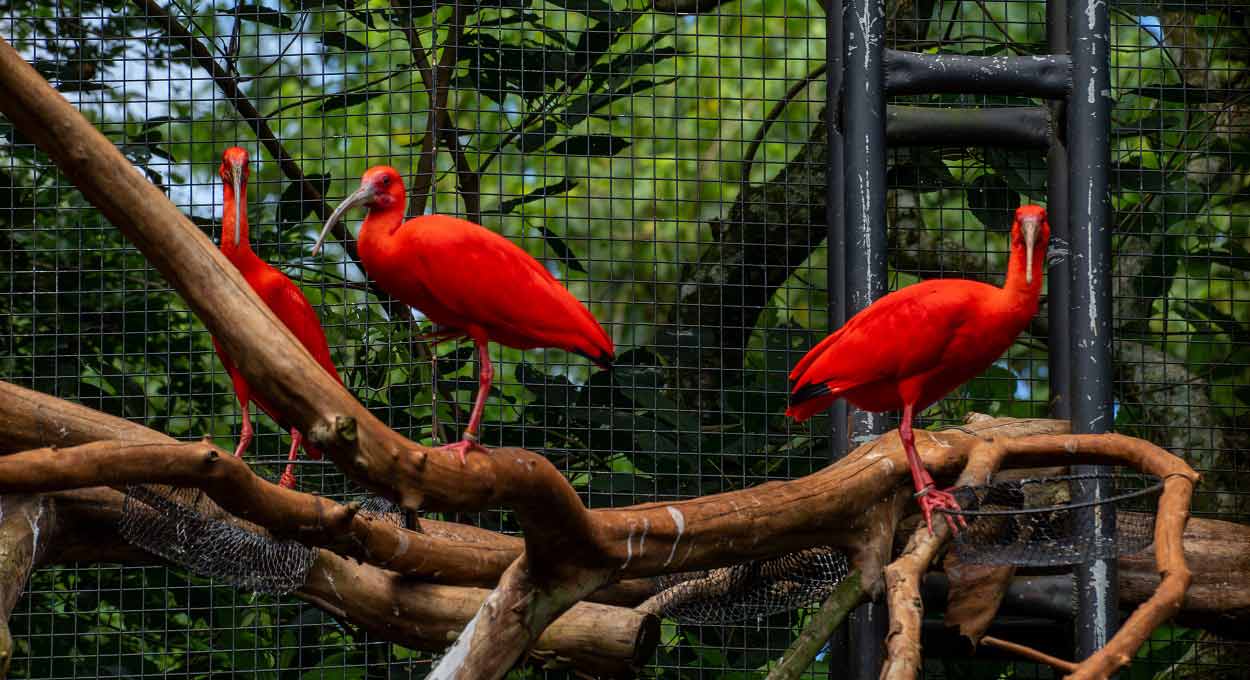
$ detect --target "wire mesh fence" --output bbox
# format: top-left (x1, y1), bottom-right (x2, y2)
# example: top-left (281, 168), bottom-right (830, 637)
top-left (0, 0), bottom-right (1246, 676)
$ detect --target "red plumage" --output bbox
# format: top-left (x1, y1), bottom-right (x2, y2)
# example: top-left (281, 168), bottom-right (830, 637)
top-left (313, 166), bottom-right (614, 462)
top-left (213, 147), bottom-right (343, 488)
top-left (787, 204), bottom-right (1050, 532)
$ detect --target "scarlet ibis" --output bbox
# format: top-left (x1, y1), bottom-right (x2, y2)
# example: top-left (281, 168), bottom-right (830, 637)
top-left (311, 166), bottom-right (614, 462)
top-left (213, 147), bottom-right (344, 489)
top-left (787, 205), bottom-right (1050, 533)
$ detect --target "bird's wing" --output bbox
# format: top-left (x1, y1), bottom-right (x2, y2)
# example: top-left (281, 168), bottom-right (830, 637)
top-left (790, 281), bottom-right (981, 393)
top-left (409, 222), bottom-right (612, 360)
top-left (262, 272), bottom-right (342, 384)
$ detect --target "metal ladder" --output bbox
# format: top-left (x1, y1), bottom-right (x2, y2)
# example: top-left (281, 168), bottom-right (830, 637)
top-left (825, 0), bottom-right (1116, 674)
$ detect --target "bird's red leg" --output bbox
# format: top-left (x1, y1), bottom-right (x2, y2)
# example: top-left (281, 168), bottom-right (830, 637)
top-left (233, 401), bottom-right (253, 458)
top-left (900, 403), bottom-right (966, 534)
top-left (434, 338), bottom-right (491, 464)
top-left (279, 428), bottom-right (301, 490)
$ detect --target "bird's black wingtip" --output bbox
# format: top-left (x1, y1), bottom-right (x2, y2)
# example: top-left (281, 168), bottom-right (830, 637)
top-left (789, 382), bottom-right (832, 407)
top-left (577, 349), bottom-right (615, 372)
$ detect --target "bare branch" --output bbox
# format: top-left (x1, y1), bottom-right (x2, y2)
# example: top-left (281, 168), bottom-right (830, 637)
top-left (0, 495), bottom-right (52, 677)
top-left (30, 487), bottom-right (657, 676)
top-left (980, 636), bottom-right (1078, 673)
top-left (398, 0), bottom-right (480, 220)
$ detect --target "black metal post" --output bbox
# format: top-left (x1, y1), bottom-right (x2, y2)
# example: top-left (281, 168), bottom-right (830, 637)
top-left (1047, 0), bottom-right (1071, 423)
top-left (827, 0), bottom-right (848, 462)
top-left (825, 2), bottom-right (850, 668)
top-left (1068, 0), bottom-right (1118, 664)
top-left (843, 0), bottom-right (889, 674)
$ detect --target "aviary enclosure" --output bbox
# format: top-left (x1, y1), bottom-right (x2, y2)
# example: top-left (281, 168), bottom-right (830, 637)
top-left (0, 0), bottom-right (1245, 675)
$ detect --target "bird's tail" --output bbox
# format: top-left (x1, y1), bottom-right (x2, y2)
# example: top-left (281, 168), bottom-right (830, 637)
top-left (785, 382), bottom-right (833, 423)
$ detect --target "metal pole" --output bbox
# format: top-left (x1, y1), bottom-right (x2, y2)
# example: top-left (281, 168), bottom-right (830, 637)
top-left (843, 0), bottom-right (889, 674)
top-left (1067, 0), bottom-right (1118, 663)
top-left (824, 2), bottom-right (850, 667)
top-left (828, 0), bottom-right (848, 461)
top-left (1047, 0), bottom-right (1071, 421)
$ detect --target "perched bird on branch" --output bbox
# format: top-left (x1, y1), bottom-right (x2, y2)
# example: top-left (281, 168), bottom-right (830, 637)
top-left (312, 166), bottom-right (614, 463)
top-left (213, 146), bottom-right (343, 489)
top-left (787, 205), bottom-right (1050, 533)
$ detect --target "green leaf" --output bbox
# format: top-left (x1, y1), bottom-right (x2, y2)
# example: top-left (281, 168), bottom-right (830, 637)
top-left (561, 77), bottom-right (677, 127)
top-left (491, 178), bottom-right (579, 215)
top-left (886, 148), bottom-right (955, 193)
top-left (548, 134), bottom-right (631, 156)
top-left (278, 173), bottom-right (330, 229)
top-left (516, 362), bottom-right (577, 407)
top-left (591, 44), bottom-right (682, 88)
top-left (320, 30), bottom-right (368, 52)
top-left (1124, 86), bottom-right (1243, 103)
top-left (1183, 301), bottom-right (1250, 345)
top-left (314, 89), bottom-right (389, 112)
top-left (542, 0), bottom-right (616, 24)
top-left (534, 225), bottom-right (587, 273)
top-left (1188, 241), bottom-right (1250, 272)
top-left (967, 173), bottom-right (1020, 231)
top-left (230, 3), bottom-right (294, 30)
top-left (982, 148), bottom-right (1047, 200)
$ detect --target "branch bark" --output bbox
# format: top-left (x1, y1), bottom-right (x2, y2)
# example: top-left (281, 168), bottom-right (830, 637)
top-left (765, 571), bottom-right (865, 680)
top-left (0, 495), bottom-right (52, 677)
top-left (26, 487), bottom-right (657, 677)
top-left (400, 0), bottom-right (480, 220)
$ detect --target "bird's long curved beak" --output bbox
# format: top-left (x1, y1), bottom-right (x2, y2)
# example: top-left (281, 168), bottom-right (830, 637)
top-left (1021, 215), bottom-right (1041, 285)
top-left (230, 160), bottom-right (244, 247)
top-left (313, 183), bottom-right (375, 256)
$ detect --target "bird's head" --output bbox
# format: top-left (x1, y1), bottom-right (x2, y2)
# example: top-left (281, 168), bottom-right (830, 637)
top-left (1012, 204), bottom-right (1049, 285)
top-left (313, 166), bottom-right (405, 256)
top-left (219, 147), bottom-right (250, 247)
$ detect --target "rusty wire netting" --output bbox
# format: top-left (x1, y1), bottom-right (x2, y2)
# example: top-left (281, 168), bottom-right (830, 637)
top-left (1, 0), bottom-right (1247, 675)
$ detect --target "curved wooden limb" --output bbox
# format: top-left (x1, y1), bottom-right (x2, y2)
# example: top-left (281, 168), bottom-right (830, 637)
top-left (28, 487), bottom-right (657, 677)
top-left (0, 434), bottom-right (517, 586)
top-left (0, 495), bottom-right (54, 677)
top-left (980, 636), bottom-right (1077, 673)
top-left (0, 380), bottom-right (521, 585)
top-left (878, 440), bottom-right (1005, 680)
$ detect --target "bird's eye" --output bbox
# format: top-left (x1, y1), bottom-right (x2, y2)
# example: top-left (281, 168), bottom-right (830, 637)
top-left (382, 176), bottom-right (391, 186)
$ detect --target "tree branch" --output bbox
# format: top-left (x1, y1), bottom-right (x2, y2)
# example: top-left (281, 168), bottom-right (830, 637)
top-left (0, 495), bottom-right (52, 677)
top-left (27, 487), bottom-right (657, 676)
top-left (764, 571), bottom-right (865, 680)
top-left (398, 0), bottom-right (480, 220)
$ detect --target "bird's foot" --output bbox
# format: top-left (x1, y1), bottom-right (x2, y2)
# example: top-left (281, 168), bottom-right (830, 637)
top-left (435, 438), bottom-right (487, 465)
top-left (231, 440), bottom-right (248, 458)
top-left (915, 485), bottom-right (968, 535)
top-left (278, 464), bottom-right (297, 490)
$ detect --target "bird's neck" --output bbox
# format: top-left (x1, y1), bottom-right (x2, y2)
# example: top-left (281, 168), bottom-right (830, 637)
top-left (1000, 239), bottom-right (1045, 316)
top-left (357, 203), bottom-right (407, 266)
top-left (220, 185), bottom-right (256, 264)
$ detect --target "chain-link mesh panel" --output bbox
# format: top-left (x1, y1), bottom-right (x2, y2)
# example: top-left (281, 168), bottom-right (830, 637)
top-left (650, 548), bottom-right (850, 625)
top-left (946, 474), bottom-right (1160, 567)
top-left (119, 485), bottom-right (317, 595)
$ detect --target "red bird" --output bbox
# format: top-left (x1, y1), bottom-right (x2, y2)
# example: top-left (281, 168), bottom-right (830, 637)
top-left (312, 166), bottom-right (614, 462)
top-left (213, 147), bottom-right (344, 489)
top-left (787, 205), bottom-right (1050, 532)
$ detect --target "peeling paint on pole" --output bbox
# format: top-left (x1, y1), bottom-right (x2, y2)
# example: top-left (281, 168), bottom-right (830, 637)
top-left (1069, 0), bottom-right (1118, 663)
